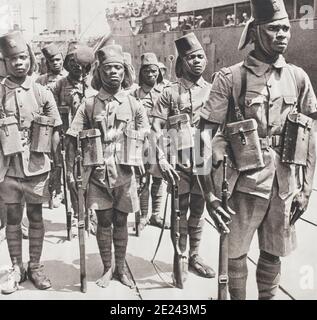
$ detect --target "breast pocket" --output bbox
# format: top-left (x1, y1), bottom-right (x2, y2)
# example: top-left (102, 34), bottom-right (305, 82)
top-left (244, 95), bottom-right (266, 122)
top-left (115, 109), bottom-right (133, 129)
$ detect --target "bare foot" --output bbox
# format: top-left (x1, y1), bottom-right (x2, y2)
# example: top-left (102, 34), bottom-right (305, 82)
top-left (113, 269), bottom-right (135, 289)
top-left (95, 268), bottom-right (112, 288)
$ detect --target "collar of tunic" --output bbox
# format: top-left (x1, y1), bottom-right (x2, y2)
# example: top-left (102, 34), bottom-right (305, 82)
top-left (244, 52), bottom-right (287, 77)
top-left (4, 76), bottom-right (32, 90)
top-left (96, 87), bottom-right (126, 104)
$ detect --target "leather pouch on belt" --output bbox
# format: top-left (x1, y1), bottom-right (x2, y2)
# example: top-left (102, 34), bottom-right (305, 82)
top-left (79, 128), bottom-right (104, 166)
top-left (226, 118), bottom-right (264, 172)
top-left (0, 116), bottom-right (23, 156)
top-left (166, 113), bottom-right (194, 151)
top-left (116, 128), bottom-right (145, 167)
top-left (30, 115), bottom-right (55, 153)
top-left (281, 113), bottom-right (313, 166)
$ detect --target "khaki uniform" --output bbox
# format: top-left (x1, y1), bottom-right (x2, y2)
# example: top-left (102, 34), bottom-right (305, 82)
top-left (0, 76), bottom-right (62, 204)
top-left (67, 88), bottom-right (149, 213)
top-left (153, 77), bottom-right (212, 195)
top-left (51, 76), bottom-right (85, 132)
top-left (201, 53), bottom-right (317, 258)
top-left (36, 69), bottom-right (68, 90)
top-left (131, 82), bottom-right (166, 221)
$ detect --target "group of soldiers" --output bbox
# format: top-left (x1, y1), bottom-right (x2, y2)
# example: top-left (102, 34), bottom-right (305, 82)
top-left (0, 0), bottom-right (316, 300)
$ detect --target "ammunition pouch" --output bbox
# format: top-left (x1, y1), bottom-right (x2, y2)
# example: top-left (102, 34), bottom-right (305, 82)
top-left (281, 113), bottom-right (313, 166)
top-left (226, 118), bottom-right (264, 172)
top-left (0, 116), bottom-right (24, 156)
top-left (166, 113), bottom-right (194, 151)
top-left (116, 128), bottom-right (145, 166)
top-left (30, 115), bottom-right (55, 153)
top-left (79, 129), bottom-right (104, 167)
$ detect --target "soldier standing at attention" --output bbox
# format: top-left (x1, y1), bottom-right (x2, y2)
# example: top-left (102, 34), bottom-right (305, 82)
top-left (132, 52), bottom-right (168, 230)
top-left (36, 43), bottom-right (67, 90)
top-left (195, 0), bottom-right (317, 299)
top-left (66, 44), bottom-right (149, 289)
top-left (50, 44), bottom-right (95, 210)
top-left (0, 31), bottom-right (62, 294)
top-left (152, 33), bottom-right (216, 279)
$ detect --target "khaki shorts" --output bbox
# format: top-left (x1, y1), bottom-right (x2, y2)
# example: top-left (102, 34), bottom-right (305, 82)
top-left (87, 176), bottom-right (139, 213)
top-left (228, 178), bottom-right (296, 259)
top-left (0, 174), bottom-right (50, 205)
top-left (178, 170), bottom-right (202, 195)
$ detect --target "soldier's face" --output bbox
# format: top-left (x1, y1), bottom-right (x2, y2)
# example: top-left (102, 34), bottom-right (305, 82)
top-left (101, 63), bottom-right (124, 88)
top-left (258, 18), bottom-right (291, 55)
top-left (141, 65), bottom-right (159, 86)
top-left (68, 57), bottom-right (83, 78)
top-left (48, 53), bottom-right (63, 73)
top-left (183, 49), bottom-right (207, 77)
top-left (6, 51), bottom-right (30, 78)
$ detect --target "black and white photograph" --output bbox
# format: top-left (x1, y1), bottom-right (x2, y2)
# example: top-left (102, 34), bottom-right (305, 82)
top-left (0, 0), bottom-right (316, 305)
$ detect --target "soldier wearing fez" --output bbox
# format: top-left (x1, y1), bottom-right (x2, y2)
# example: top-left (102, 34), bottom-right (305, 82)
top-left (132, 52), bottom-right (168, 230)
top-left (194, 0), bottom-right (316, 299)
top-left (152, 33), bottom-right (216, 279)
top-left (66, 44), bottom-right (148, 288)
top-left (36, 43), bottom-right (68, 90)
top-left (0, 31), bottom-right (62, 294)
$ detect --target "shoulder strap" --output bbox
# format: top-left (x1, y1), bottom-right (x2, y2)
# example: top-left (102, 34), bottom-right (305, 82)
top-left (84, 96), bottom-right (96, 127)
top-left (228, 63), bottom-right (247, 122)
top-left (127, 94), bottom-right (138, 129)
top-left (286, 64), bottom-right (304, 102)
top-left (32, 81), bottom-right (42, 108)
top-left (0, 83), bottom-right (5, 118)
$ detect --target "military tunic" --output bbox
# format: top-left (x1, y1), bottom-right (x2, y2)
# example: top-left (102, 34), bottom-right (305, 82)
top-left (152, 77), bottom-right (212, 195)
top-left (201, 52), bottom-right (317, 257)
top-left (36, 69), bottom-right (68, 90)
top-left (0, 76), bottom-right (62, 204)
top-left (67, 88), bottom-right (149, 213)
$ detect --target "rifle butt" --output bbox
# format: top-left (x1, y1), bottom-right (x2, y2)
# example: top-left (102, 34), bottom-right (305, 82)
top-left (217, 233), bottom-right (229, 300)
top-left (173, 253), bottom-right (184, 289)
top-left (77, 185), bottom-right (87, 293)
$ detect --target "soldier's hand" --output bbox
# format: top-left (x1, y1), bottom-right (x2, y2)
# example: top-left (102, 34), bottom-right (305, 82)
top-left (158, 158), bottom-right (180, 186)
top-left (290, 191), bottom-right (309, 225)
top-left (138, 174), bottom-right (148, 196)
top-left (206, 199), bottom-right (235, 234)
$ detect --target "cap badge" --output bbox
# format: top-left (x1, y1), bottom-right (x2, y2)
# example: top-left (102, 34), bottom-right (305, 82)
top-left (8, 39), bottom-right (17, 48)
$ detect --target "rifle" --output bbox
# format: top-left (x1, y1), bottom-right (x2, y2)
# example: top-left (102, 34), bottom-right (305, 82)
top-left (61, 131), bottom-right (72, 241)
top-left (218, 155), bottom-right (229, 300)
top-left (76, 134), bottom-right (87, 293)
top-left (170, 156), bottom-right (183, 289)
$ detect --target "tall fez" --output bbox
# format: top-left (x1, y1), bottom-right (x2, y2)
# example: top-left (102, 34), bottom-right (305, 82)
top-left (174, 32), bottom-right (203, 58)
top-left (97, 44), bottom-right (124, 65)
top-left (140, 52), bottom-right (159, 67)
top-left (251, 0), bottom-right (288, 25)
top-left (42, 43), bottom-right (62, 59)
top-left (0, 31), bottom-right (28, 58)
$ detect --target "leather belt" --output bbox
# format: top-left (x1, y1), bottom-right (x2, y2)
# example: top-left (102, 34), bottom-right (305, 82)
top-left (259, 136), bottom-right (281, 150)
